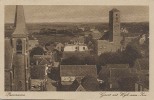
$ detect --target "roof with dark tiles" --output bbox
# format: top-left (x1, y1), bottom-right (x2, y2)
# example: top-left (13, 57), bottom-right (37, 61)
top-left (60, 65), bottom-right (97, 78)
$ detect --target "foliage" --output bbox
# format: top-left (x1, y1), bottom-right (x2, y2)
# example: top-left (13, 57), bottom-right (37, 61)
top-left (98, 51), bottom-right (125, 66)
top-left (99, 41), bottom-right (142, 67)
top-left (30, 46), bottom-right (45, 57)
top-left (123, 41), bottom-right (142, 66)
top-left (118, 76), bottom-right (138, 91)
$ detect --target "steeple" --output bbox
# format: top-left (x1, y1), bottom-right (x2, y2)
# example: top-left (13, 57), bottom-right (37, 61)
top-left (12, 5), bottom-right (28, 37)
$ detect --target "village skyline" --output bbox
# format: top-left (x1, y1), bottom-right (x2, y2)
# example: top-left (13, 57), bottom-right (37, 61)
top-left (5, 5), bottom-right (149, 23)
top-left (5, 5), bottom-right (149, 92)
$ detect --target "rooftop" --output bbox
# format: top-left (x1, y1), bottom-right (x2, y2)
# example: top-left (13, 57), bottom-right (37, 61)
top-left (69, 76), bottom-right (100, 91)
top-left (60, 65), bottom-right (97, 77)
top-left (33, 55), bottom-right (51, 65)
top-left (106, 64), bottom-right (129, 69)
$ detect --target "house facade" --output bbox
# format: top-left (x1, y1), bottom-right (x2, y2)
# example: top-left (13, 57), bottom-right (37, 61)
top-left (59, 65), bottom-right (97, 90)
top-left (64, 44), bottom-right (88, 52)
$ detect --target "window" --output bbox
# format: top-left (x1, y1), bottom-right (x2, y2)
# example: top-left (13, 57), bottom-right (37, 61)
top-left (75, 47), bottom-right (79, 51)
top-left (16, 39), bottom-right (22, 54)
top-left (116, 17), bottom-right (118, 22)
top-left (83, 47), bottom-right (85, 50)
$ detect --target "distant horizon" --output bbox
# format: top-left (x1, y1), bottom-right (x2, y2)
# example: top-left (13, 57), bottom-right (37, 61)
top-left (5, 5), bottom-right (149, 23)
top-left (5, 21), bottom-right (149, 24)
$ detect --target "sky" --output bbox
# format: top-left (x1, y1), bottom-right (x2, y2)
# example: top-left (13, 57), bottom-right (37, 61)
top-left (5, 5), bottom-right (149, 23)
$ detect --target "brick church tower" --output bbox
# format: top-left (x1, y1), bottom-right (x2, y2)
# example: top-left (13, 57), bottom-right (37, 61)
top-left (109, 8), bottom-right (122, 45)
top-left (11, 5), bottom-right (30, 91)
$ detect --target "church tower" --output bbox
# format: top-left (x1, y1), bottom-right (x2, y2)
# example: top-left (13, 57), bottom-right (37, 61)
top-left (11, 5), bottom-right (30, 91)
top-left (109, 8), bottom-right (122, 45)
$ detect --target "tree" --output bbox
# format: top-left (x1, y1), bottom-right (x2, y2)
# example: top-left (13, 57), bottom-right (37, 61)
top-left (30, 46), bottom-right (45, 57)
top-left (98, 51), bottom-right (124, 66)
top-left (123, 42), bottom-right (142, 67)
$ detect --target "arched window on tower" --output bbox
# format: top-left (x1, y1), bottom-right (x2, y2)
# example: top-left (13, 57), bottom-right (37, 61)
top-left (16, 39), bottom-right (22, 54)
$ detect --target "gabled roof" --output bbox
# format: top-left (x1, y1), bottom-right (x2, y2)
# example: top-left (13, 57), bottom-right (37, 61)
top-left (69, 76), bottom-right (100, 91)
top-left (33, 55), bottom-right (51, 65)
top-left (81, 76), bottom-right (100, 91)
top-left (69, 78), bottom-right (83, 91)
top-left (98, 64), bottom-right (131, 81)
top-left (76, 85), bottom-right (85, 91)
top-left (60, 65), bottom-right (97, 77)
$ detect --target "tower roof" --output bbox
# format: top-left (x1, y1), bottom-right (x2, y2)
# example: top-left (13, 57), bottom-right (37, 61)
top-left (110, 8), bottom-right (120, 12)
top-left (12, 5), bottom-right (28, 37)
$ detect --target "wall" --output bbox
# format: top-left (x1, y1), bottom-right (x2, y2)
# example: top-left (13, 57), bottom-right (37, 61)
top-left (96, 40), bottom-right (121, 56)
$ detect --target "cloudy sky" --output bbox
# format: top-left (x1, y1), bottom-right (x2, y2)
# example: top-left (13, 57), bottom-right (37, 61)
top-left (5, 5), bottom-right (149, 23)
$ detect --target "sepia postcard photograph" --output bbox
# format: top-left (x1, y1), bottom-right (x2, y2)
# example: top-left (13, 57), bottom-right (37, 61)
top-left (1, 0), bottom-right (154, 99)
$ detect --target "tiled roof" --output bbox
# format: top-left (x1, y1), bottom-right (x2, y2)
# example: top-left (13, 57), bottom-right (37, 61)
top-left (69, 78), bottom-right (82, 91)
top-left (81, 76), bottom-right (100, 91)
top-left (69, 76), bottom-right (100, 91)
top-left (106, 64), bottom-right (129, 69)
top-left (60, 65), bottom-right (97, 77)
top-left (98, 64), bottom-right (131, 81)
top-left (33, 55), bottom-right (51, 65)
top-left (110, 68), bottom-right (131, 79)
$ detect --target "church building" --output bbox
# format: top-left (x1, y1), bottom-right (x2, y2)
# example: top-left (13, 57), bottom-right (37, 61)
top-left (5, 6), bottom-right (31, 91)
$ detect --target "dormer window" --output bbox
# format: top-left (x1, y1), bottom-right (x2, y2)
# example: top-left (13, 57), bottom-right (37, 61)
top-left (16, 39), bottom-right (22, 54)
